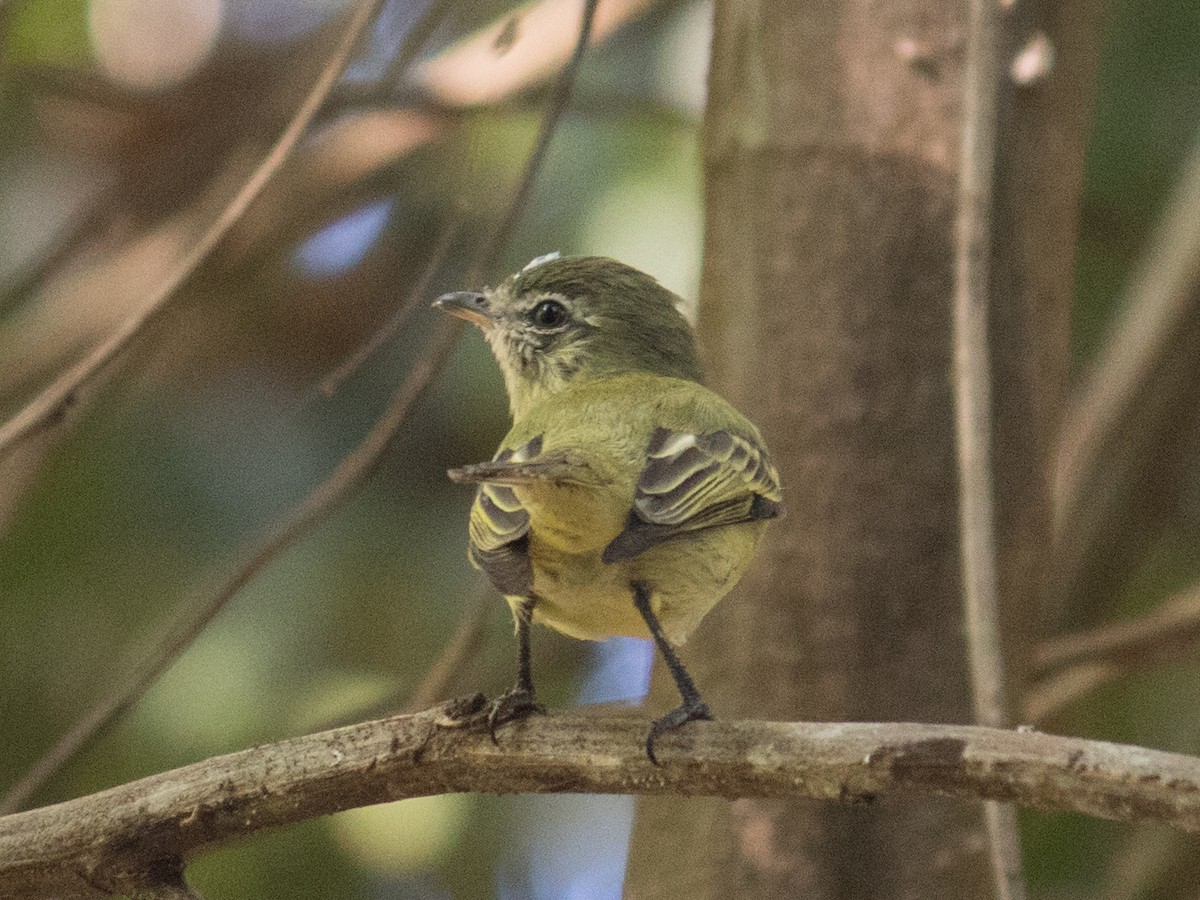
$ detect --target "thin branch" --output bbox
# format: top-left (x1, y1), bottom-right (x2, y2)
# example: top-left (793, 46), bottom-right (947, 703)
top-left (318, 212), bottom-right (463, 396)
top-left (1026, 584), bottom-right (1200, 722)
top-left (1056, 129), bottom-right (1200, 515)
top-left (0, 322), bottom-right (462, 816)
top-left (955, 0), bottom-right (1009, 737)
top-left (6, 705), bottom-right (1200, 899)
top-left (0, 0), bottom-right (389, 460)
top-left (1025, 662), bottom-right (1118, 725)
top-left (1054, 129), bottom-right (1200, 608)
top-left (1035, 584), bottom-right (1200, 676)
top-left (415, 0), bottom-right (653, 108)
top-left (0, 182), bottom-right (118, 317)
top-left (475, 0), bottom-right (603, 275)
top-left (953, 0), bottom-right (1024, 895)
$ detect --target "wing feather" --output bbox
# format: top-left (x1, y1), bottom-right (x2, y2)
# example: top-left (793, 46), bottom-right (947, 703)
top-left (458, 435), bottom-right (611, 594)
top-left (448, 436), bottom-right (609, 488)
top-left (602, 427), bottom-right (782, 563)
top-left (463, 445), bottom-right (535, 596)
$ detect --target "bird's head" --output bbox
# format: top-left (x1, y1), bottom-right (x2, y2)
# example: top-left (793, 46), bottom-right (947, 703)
top-left (435, 255), bottom-right (703, 419)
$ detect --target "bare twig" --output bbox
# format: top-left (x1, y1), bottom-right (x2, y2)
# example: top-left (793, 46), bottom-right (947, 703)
top-left (416, 0), bottom-right (653, 108)
top-left (1035, 584), bottom-right (1200, 676)
top-left (475, 0), bottom-right (603, 276)
top-left (318, 212), bottom-right (463, 396)
top-left (1055, 131), bottom-right (1200, 610)
top-left (1025, 662), bottom-right (1118, 725)
top-left (0, 0), bottom-right (389, 460)
top-left (6, 705), bottom-right (1200, 899)
top-left (954, 0), bottom-right (1009, 733)
top-left (953, 0), bottom-right (1024, 895)
top-left (0, 183), bottom-right (118, 316)
top-left (0, 322), bottom-right (462, 816)
top-left (1026, 584), bottom-right (1200, 722)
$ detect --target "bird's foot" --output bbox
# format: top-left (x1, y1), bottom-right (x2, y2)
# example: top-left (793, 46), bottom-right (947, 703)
top-left (487, 687), bottom-right (545, 744)
top-left (646, 700), bottom-right (712, 765)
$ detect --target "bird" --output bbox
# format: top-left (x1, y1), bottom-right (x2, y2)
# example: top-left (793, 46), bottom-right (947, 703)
top-left (435, 253), bottom-right (782, 762)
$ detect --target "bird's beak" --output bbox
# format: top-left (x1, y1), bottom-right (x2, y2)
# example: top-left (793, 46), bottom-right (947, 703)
top-left (433, 291), bottom-right (495, 330)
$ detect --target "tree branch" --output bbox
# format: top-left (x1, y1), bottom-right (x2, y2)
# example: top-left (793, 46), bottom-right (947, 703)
top-left (1026, 583), bottom-right (1200, 722)
top-left (1054, 129), bottom-right (1200, 614)
top-left (1025, 662), bottom-right (1118, 725)
top-left (0, 0), bottom-right (391, 460)
top-left (0, 322), bottom-right (462, 816)
top-left (5, 702), bottom-right (1200, 898)
top-left (1035, 583), bottom-right (1200, 676)
top-left (953, 0), bottom-right (1024, 893)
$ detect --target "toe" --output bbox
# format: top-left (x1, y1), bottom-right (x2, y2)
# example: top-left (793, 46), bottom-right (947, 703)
top-left (645, 701), bottom-right (713, 765)
top-left (486, 689), bottom-right (546, 743)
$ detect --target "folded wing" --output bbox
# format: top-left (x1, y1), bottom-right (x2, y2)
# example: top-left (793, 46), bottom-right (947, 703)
top-left (455, 435), bottom-right (609, 595)
top-left (602, 427), bottom-right (783, 564)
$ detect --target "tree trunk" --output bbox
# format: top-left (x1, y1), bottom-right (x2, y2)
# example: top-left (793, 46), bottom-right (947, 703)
top-left (626, 1), bottom-right (1100, 897)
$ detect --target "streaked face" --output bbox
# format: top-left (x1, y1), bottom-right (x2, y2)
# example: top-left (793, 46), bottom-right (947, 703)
top-left (475, 279), bottom-right (597, 391)
top-left (435, 255), bottom-right (703, 416)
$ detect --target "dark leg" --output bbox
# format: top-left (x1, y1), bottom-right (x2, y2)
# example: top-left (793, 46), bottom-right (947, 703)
top-left (632, 582), bottom-right (712, 764)
top-left (488, 596), bottom-right (545, 741)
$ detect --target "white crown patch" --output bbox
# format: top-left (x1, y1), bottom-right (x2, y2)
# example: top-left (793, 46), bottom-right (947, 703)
top-left (521, 251), bottom-right (561, 273)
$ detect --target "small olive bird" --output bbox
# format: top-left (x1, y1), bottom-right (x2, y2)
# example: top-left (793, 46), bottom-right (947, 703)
top-left (436, 254), bottom-right (782, 762)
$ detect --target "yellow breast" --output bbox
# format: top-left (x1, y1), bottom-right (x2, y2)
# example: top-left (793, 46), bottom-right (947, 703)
top-left (511, 477), bottom-right (630, 553)
top-left (513, 517), bottom-right (768, 646)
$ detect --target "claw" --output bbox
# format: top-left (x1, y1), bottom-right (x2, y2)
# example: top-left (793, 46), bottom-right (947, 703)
top-left (646, 700), bottom-right (712, 765)
top-left (487, 687), bottom-right (546, 743)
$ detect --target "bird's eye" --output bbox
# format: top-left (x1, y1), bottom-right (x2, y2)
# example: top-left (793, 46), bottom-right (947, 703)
top-left (530, 299), bottom-right (569, 329)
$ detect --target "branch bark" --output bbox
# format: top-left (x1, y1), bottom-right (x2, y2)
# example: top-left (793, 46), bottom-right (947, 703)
top-left (953, 0), bottom-right (1025, 892)
top-left (5, 703), bottom-right (1200, 899)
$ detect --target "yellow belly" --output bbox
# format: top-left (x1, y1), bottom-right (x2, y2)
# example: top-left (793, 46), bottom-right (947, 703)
top-left (511, 479), bottom-right (630, 555)
top-left (507, 518), bottom-right (768, 646)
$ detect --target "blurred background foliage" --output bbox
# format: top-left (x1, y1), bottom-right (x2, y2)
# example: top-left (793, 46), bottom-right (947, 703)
top-left (0, 0), bottom-right (1199, 897)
